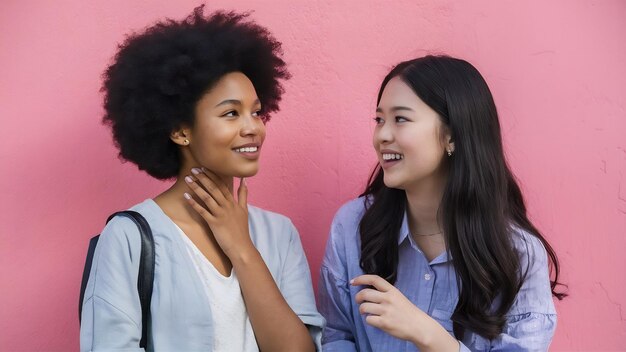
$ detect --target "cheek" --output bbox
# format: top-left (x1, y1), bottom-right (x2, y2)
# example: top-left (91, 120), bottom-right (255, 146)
top-left (191, 123), bottom-right (234, 156)
top-left (258, 122), bottom-right (267, 141)
top-left (398, 131), bottom-right (443, 165)
top-left (195, 134), bottom-right (224, 155)
top-left (372, 128), bottom-right (382, 149)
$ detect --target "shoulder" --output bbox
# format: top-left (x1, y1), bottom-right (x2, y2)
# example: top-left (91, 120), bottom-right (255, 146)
top-left (321, 197), bottom-right (367, 269)
top-left (508, 225), bottom-right (556, 315)
top-left (248, 204), bottom-right (295, 232)
top-left (97, 199), bottom-right (161, 256)
top-left (335, 197), bottom-right (368, 219)
top-left (247, 204), bottom-right (300, 249)
top-left (509, 226), bottom-right (549, 268)
top-left (248, 204), bottom-right (292, 225)
top-left (331, 197), bottom-right (368, 231)
top-left (246, 205), bottom-right (310, 277)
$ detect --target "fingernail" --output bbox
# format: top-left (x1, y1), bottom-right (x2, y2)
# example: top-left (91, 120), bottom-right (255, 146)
top-left (183, 192), bottom-right (192, 200)
top-left (349, 279), bottom-right (354, 285)
top-left (185, 176), bottom-right (193, 183)
top-left (191, 168), bottom-right (200, 175)
top-left (240, 177), bottom-right (246, 186)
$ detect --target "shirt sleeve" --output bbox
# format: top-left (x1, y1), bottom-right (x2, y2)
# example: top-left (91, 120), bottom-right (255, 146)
top-left (473, 231), bottom-right (558, 351)
top-left (79, 217), bottom-right (145, 352)
top-left (317, 215), bottom-right (358, 352)
top-left (487, 312), bottom-right (557, 351)
top-left (279, 220), bottom-right (326, 351)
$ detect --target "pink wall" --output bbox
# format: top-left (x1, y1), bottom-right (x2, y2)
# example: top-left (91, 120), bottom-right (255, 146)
top-left (1, 0), bottom-right (625, 350)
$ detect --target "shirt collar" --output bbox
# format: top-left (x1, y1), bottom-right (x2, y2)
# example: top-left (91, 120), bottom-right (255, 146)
top-left (398, 209), bottom-right (452, 264)
top-left (397, 210), bottom-right (410, 245)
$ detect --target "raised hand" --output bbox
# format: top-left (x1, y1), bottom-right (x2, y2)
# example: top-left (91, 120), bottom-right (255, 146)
top-left (183, 167), bottom-right (253, 258)
top-left (351, 274), bottom-right (458, 351)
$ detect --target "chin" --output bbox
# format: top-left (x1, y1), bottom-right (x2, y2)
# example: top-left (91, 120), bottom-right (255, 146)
top-left (234, 166), bottom-right (260, 178)
top-left (382, 173), bottom-right (406, 190)
top-left (237, 171), bottom-right (258, 178)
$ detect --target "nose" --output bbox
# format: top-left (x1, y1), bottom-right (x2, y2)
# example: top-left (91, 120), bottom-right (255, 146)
top-left (373, 120), bottom-right (394, 146)
top-left (240, 114), bottom-right (263, 137)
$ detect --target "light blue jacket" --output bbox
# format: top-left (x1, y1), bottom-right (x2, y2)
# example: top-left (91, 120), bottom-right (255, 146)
top-left (80, 199), bottom-right (324, 351)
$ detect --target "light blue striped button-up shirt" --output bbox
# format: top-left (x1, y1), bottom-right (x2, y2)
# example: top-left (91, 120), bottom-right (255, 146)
top-left (319, 197), bottom-right (557, 351)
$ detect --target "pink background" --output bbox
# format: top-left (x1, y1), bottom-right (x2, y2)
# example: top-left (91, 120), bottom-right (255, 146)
top-left (1, 1), bottom-right (625, 350)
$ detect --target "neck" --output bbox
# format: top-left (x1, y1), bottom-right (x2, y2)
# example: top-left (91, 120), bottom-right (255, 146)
top-left (404, 173), bottom-right (446, 235)
top-left (154, 164), bottom-right (234, 225)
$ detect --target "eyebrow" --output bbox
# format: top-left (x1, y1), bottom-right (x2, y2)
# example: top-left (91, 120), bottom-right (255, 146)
top-left (215, 99), bottom-right (261, 108)
top-left (376, 106), bottom-right (414, 113)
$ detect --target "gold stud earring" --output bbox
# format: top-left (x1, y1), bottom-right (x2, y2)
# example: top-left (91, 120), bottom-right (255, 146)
top-left (184, 139), bottom-right (189, 145)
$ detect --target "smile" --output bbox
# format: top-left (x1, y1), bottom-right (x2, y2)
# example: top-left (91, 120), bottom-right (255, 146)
top-left (382, 153), bottom-right (404, 161)
top-left (234, 146), bottom-right (258, 153)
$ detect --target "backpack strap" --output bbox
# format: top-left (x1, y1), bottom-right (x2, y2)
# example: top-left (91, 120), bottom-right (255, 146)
top-left (79, 236), bottom-right (100, 322)
top-left (79, 210), bottom-right (154, 349)
top-left (108, 211), bottom-right (155, 349)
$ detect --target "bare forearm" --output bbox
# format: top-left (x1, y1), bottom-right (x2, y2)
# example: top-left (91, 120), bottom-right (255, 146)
top-left (231, 246), bottom-right (315, 352)
top-left (183, 171), bottom-right (315, 350)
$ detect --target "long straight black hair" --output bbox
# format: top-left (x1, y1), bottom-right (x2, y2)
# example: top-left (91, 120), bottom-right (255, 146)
top-left (359, 55), bottom-right (566, 340)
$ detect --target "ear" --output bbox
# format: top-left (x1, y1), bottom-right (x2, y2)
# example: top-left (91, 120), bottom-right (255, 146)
top-left (170, 127), bottom-right (191, 146)
top-left (445, 133), bottom-right (455, 155)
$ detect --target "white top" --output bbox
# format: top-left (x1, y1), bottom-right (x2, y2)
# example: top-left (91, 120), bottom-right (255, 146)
top-left (174, 224), bottom-right (258, 352)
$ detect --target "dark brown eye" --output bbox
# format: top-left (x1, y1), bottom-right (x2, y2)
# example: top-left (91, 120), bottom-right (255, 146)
top-left (395, 116), bottom-right (408, 123)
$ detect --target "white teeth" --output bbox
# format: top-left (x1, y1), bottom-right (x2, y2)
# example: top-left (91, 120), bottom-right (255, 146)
top-left (382, 153), bottom-right (403, 161)
top-left (235, 146), bottom-right (258, 153)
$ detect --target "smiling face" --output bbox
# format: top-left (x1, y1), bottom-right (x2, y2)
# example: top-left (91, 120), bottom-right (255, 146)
top-left (373, 76), bottom-right (453, 190)
top-left (175, 71), bottom-right (266, 178)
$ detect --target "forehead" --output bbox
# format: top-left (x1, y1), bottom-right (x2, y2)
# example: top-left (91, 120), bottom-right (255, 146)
top-left (200, 72), bottom-right (259, 105)
top-left (379, 77), bottom-right (419, 106)
top-left (378, 76), bottom-right (434, 113)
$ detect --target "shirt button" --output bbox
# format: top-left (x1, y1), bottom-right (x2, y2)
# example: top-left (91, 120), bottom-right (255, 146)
top-left (424, 273), bottom-right (432, 281)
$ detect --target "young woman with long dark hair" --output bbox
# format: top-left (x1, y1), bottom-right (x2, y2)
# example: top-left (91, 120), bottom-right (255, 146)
top-left (319, 55), bottom-right (565, 351)
top-left (80, 7), bottom-right (323, 351)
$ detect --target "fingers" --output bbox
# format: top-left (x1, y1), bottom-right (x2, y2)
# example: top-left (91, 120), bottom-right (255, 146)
top-left (364, 315), bottom-right (385, 329)
top-left (191, 168), bottom-right (227, 205)
top-left (184, 192), bottom-right (215, 222)
top-left (201, 167), bottom-right (234, 202)
top-left (359, 302), bottom-right (385, 316)
top-left (185, 175), bottom-right (220, 213)
top-left (355, 288), bottom-right (385, 304)
top-left (237, 177), bottom-right (248, 208)
top-left (351, 274), bottom-right (394, 292)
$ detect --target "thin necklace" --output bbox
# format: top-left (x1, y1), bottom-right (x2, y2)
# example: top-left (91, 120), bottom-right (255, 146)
top-left (413, 230), bottom-right (443, 237)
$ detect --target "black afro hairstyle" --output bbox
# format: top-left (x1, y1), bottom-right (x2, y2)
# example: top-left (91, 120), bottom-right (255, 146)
top-left (102, 5), bottom-right (290, 180)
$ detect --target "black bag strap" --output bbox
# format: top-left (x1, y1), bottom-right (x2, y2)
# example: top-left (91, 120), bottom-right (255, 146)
top-left (79, 210), bottom-right (155, 349)
top-left (79, 237), bottom-right (100, 321)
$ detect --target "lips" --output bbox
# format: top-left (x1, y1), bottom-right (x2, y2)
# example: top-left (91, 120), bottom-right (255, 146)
top-left (380, 149), bottom-right (403, 169)
top-left (233, 142), bottom-right (261, 152)
top-left (234, 146), bottom-right (259, 153)
top-left (382, 153), bottom-right (404, 161)
top-left (232, 143), bottom-right (261, 160)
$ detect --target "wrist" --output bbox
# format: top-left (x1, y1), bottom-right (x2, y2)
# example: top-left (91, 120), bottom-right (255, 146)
top-left (412, 319), bottom-right (459, 352)
top-left (227, 243), bottom-right (261, 266)
top-left (219, 229), bottom-right (255, 259)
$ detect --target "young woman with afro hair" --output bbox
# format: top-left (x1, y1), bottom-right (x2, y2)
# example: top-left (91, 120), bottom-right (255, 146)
top-left (80, 6), bottom-right (324, 351)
